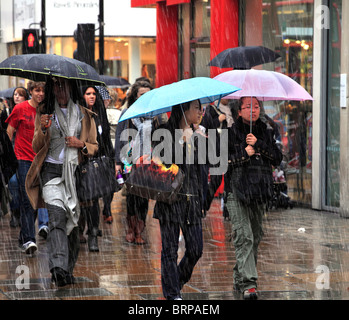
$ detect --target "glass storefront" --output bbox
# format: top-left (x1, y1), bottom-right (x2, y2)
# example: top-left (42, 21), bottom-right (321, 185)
top-left (179, 0), bottom-right (316, 206)
top-left (46, 36), bottom-right (156, 85)
top-left (245, 0), bottom-right (315, 205)
top-left (179, 0), bottom-right (211, 79)
top-left (326, 0), bottom-right (342, 207)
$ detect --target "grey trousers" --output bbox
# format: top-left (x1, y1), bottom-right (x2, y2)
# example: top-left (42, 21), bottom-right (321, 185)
top-left (226, 191), bottom-right (264, 292)
top-left (46, 204), bottom-right (80, 274)
top-left (41, 163), bottom-right (80, 275)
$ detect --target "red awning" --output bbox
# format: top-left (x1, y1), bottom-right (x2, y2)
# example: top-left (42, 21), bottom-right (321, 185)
top-left (131, 0), bottom-right (156, 7)
top-left (131, 0), bottom-right (190, 7)
top-left (166, 0), bottom-right (190, 5)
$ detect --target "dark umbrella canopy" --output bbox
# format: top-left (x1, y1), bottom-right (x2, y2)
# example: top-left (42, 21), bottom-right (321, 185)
top-left (208, 46), bottom-right (281, 69)
top-left (0, 54), bottom-right (105, 86)
top-left (0, 87), bottom-right (15, 99)
top-left (100, 75), bottom-right (130, 89)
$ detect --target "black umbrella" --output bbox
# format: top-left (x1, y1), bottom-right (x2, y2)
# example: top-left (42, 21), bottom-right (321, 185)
top-left (0, 54), bottom-right (105, 86)
top-left (208, 46), bottom-right (281, 69)
top-left (0, 87), bottom-right (15, 99)
top-left (100, 75), bottom-right (130, 89)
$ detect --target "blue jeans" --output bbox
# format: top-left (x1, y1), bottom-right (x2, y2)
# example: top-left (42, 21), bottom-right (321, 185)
top-left (8, 174), bottom-right (20, 212)
top-left (38, 208), bottom-right (49, 230)
top-left (17, 160), bottom-right (36, 244)
top-left (9, 172), bottom-right (48, 232)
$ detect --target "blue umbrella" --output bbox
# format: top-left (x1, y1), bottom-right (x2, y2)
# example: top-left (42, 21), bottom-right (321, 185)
top-left (119, 77), bottom-right (240, 122)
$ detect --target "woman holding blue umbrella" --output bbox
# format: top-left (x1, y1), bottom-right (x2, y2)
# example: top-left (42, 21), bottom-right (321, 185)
top-left (153, 99), bottom-right (207, 300)
top-left (117, 77), bottom-right (240, 298)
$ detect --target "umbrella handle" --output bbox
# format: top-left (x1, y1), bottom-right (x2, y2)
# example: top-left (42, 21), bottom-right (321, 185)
top-left (250, 98), bottom-right (252, 133)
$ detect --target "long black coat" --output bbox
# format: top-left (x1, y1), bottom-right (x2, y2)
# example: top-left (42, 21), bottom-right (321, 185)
top-left (0, 128), bottom-right (17, 183)
top-left (153, 123), bottom-right (205, 225)
top-left (226, 117), bottom-right (283, 203)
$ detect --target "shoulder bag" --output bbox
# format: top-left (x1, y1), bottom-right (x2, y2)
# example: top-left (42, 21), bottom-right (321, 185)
top-left (76, 156), bottom-right (120, 202)
top-left (125, 156), bottom-right (185, 204)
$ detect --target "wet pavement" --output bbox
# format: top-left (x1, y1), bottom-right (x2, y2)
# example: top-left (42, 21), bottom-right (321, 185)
top-left (1, 192), bottom-right (349, 301)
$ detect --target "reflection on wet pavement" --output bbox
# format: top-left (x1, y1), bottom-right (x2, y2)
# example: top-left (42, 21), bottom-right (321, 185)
top-left (1, 192), bottom-right (349, 300)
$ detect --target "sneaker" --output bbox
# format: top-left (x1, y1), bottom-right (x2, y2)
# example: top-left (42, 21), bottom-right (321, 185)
top-left (38, 226), bottom-right (49, 239)
top-left (243, 288), bottom-right (258, 300)
top-left (21, 241), bottom-right (37, 255)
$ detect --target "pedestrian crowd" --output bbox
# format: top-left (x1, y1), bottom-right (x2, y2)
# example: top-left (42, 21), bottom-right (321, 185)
top-left (0, 76), bottom-right (282, 300)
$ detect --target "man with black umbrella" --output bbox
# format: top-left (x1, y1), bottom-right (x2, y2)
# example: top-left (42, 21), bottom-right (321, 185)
top-left (25, 77), bottom-right (98, 286)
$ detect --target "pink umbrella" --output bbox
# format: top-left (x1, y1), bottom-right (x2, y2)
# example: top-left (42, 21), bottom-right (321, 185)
top-left (214, 69), bottom-right (313, 131)
top-left (214, 69), bottom-right (313, 101)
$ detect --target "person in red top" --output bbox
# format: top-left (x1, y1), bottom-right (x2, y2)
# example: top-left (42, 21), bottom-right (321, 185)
top-left (6, 81), bottom-right (46, 254)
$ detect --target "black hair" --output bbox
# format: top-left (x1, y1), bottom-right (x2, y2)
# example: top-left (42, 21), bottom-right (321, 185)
top-left (237, 97), bottom-right (262, 110)
top-left (40, 77), bottom-right (81, 114)
top-left (80, 85), bottom-right (104, 109)
top-left (167, 101), bottom-right (191, 131)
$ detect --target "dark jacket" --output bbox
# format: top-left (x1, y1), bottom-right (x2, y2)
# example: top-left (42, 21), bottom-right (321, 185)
top-left (153, 122), bottom-right (205, 224)
top-left (0, 128), bottom-right (17, 183)
top-left (92, 102), bottom-right (114, 159)
top-left (226, 117), bottom-right (282, 204)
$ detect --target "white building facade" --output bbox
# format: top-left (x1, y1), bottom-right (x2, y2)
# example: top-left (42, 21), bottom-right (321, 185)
top-left (0, 0), bottom-right (156, 89)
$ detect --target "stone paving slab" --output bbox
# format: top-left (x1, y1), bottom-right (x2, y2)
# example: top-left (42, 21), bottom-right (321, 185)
top-left (1, 194), bottom-right (349, 301)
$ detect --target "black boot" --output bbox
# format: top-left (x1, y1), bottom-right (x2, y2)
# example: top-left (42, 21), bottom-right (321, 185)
top-left (51, 267), bottom-right (67, 287)
top-left (88, 228), bottom-right (99, 252)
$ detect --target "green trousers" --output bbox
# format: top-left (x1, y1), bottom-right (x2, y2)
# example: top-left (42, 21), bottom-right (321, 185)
top-left (226, 191), bottom-right (264, 292)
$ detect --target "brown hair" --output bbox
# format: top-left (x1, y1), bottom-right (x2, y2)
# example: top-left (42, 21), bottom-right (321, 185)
top-left (108, 88), bottom-right (118, 106)
top-left (27, 81), bottom-right (45, 93)
top-left (13, 87), bottom-right (30, 100)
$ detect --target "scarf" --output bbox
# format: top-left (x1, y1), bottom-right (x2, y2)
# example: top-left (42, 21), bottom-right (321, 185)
top-left (218, 103), bottom-right (234, 128)
top-left (42, 99), bottom-right (83, 235)
top-left (131, 117), bottom-right (152, 162)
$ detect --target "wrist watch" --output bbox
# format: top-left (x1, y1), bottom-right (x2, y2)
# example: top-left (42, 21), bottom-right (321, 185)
top-left (81, 145), bottom-right (88, 153)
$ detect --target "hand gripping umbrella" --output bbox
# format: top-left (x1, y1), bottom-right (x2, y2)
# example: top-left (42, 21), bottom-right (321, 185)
top-left (214, 69), bottom-right (313, 131)
top-left (0, 54), bottom-right (105, 86)
top-left (208, 46), bottom-right (281, 69)
top-left (118, 77), bottom-right (241, 123)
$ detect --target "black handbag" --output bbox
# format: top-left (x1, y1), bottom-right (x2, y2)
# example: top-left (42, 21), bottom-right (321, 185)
top-left (232, 164), bottom-right (273, 205)
top-left (76, 156), bottom-right (119, 202)
top-left (125, 157), bottom-right (185, 204)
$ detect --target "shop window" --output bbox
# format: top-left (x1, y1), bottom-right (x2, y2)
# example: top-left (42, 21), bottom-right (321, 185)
top-left (190, 0), bottom-right (211, 77)
top-left (243, 0), bottom-right (314, 205)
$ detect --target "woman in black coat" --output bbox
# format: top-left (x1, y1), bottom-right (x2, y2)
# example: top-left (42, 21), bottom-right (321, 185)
top-left (0, 125), bottom-right (18, 215)
top-left (225, 97), bottom-right (282, 299)
top-left (153, 99), bottom-right (206, 300)
top-left (79, 86), bottom-right (115, 252)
